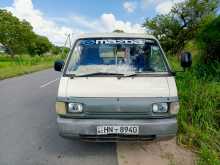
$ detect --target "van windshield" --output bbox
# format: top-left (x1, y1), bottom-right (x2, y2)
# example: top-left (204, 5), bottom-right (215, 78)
top-left (65, 38), bottom-right (168, 76)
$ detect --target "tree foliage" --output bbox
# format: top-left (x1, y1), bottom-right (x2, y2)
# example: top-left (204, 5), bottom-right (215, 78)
top-left (143, 14), bottom-right (183, 54)
top-left (28, 35), bottom-right (52, 55)
top-left (0, 9), bottom-right (31, 55)
top-left (51, 46), bottom-right (62, 55)
top-left (0, 9), bottom-right (52, 56)
top-left (143, 0), bottom-right (219, 55)
top-left (197, 16), bottom-right (220, 62)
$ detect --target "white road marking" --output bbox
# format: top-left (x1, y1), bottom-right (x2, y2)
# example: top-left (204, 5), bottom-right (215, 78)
top-left (40, 78), bottom-right (59, 88)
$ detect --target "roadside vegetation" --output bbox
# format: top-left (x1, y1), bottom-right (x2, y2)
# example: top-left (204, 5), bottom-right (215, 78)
top-left (169, 54), bottom-right (220, 165)
top-left (143, 0), bottom-right (220, 164)
top-left (0, 54), bottom-right (63, 80)
top-left (0, 9), bottom-right (68, 79)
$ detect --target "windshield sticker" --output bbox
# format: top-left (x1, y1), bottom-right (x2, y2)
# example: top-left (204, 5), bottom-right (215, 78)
top-left (80, 40), bottom-right (96, 46)
top-left (95, 39), bottom-right (145, 45)
top-left (80, 39), bottom-right (154, 46)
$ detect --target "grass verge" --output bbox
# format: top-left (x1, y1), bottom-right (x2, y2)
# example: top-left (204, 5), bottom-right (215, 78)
top-left (168, 55), bottom-right (220, 165)
top-left (0, 54), bottom-right (62, 80)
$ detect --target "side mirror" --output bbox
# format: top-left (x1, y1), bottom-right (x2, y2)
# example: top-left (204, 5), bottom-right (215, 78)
top-left (181, 52), bottom-right (192, 69)
top-left (54, 60), bottom-right (64, 72)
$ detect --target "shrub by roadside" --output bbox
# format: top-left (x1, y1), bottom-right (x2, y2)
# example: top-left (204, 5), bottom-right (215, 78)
top-left (169, 56), bottom-right (220, 165)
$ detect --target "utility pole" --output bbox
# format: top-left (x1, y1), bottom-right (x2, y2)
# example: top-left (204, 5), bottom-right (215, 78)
top-left (61, 34), bottom-right (71, 56)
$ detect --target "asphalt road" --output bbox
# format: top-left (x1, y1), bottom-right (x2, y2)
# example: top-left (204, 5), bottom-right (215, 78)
top-left (0, 69), bottom-right (117, 165)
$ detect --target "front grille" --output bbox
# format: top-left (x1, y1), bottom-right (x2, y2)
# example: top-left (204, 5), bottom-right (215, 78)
top-left (79, 134), bottom-right (156, 142)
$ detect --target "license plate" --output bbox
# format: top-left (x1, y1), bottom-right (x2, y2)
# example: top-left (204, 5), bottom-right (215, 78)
top-left (97, 126), bottom-right (139, 135)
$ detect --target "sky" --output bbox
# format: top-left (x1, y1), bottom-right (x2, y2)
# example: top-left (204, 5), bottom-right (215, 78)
top-left (0, 0), bottom-right (186, 45)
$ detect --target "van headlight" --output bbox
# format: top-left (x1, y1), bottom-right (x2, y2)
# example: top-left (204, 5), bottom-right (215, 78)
top-left (152, 103), bottom-right (168, 113)
top-left (169, 102), bottom-right (179, 115)
top-left (56, 102), bottom-right (66, 115)
top-left (68, 103), bottom-right (83, 113)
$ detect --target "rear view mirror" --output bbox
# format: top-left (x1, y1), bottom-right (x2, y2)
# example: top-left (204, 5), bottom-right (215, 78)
top-left (181, 52), bottom-right (192, 69)
top-left (54, 60), bottom-right (64, 72)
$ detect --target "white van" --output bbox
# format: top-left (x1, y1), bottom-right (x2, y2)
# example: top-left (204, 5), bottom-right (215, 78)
top-left (54, 33), bottom-right (192, 141)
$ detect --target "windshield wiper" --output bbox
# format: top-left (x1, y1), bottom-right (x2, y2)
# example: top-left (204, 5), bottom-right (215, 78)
top-left (123, 73), bottom-right (137, 77)
top-left (75, 72), bottom-right (125, 77)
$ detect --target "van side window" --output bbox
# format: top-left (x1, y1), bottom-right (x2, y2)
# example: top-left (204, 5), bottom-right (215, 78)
top-left (149, 46), bottom-right (167, 72)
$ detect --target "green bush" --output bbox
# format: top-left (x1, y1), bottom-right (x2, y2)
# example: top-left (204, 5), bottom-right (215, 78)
top-left (193, 61), bottom-right (220, 81)
top-left (198, 144), bottom-right (220, 165)
top-left (197, 16), bottom-right (220, 62)
top-left (168, 55), bottom-right (220, 164)
top-left (176, 72), bottom-right (219, 130)
top-left (177, 74), bottom-right (220, 164)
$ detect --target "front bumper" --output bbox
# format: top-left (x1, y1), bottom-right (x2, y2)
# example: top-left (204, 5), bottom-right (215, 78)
top-left (57, 117), bottom-right (177, 141)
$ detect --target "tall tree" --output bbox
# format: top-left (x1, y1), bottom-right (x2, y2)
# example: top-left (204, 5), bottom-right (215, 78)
top-left (0, 9), bottom-right (52, 56)
top-left (143, 0), bottom-right (219, 54)
top-left (29, 35), bottom-right (52, 55)
top-left (143, 14), bottom-right (183, 54)
top-left (0, 9), bottom-right (30, 55)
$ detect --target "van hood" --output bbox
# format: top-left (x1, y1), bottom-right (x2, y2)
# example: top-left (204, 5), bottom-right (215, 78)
top-left (58, 76), bottom-right (177, 98)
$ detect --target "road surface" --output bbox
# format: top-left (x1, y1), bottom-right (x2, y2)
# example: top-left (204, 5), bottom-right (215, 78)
top-left (0, 69), bottom-right (117, 165)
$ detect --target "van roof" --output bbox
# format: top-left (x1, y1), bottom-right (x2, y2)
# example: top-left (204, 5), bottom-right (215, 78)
top-left (76, 33), bottom-right (157, 40)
